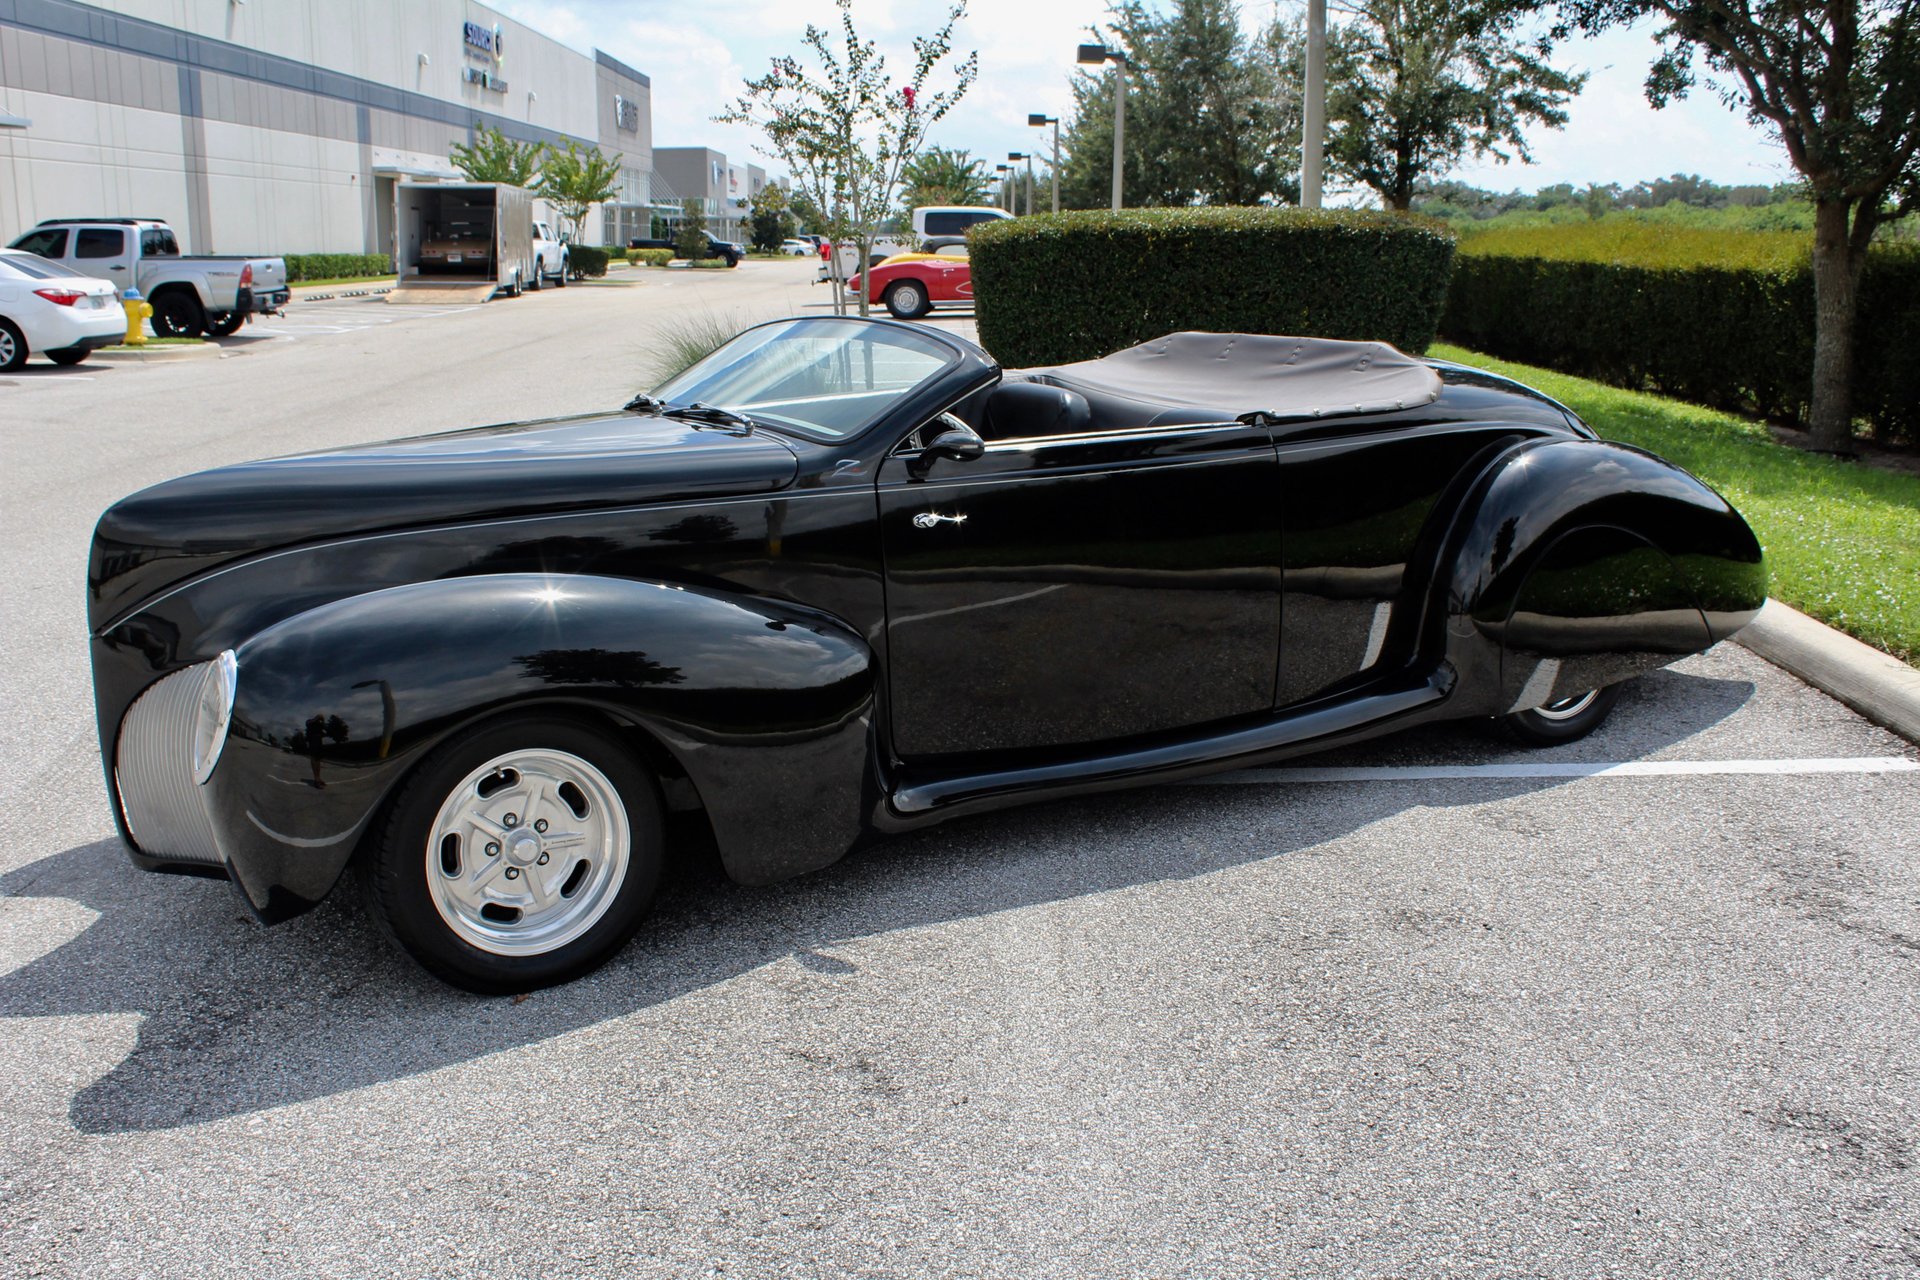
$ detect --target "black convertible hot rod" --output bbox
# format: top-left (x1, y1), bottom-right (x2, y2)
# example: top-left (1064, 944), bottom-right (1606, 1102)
top-left (89, 319), bottom-right (1765, 990)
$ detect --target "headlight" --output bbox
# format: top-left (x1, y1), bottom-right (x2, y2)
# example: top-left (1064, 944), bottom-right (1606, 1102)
top-left (191, 650), bottom-right (238, 785)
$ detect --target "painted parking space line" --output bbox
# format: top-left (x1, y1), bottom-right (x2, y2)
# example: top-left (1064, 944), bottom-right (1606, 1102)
top-left (1194, 756), bottom-right (1920, 785)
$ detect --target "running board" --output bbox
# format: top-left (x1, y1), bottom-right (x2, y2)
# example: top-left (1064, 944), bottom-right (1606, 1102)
top-left (881, 668), bottom-right (1454, 827)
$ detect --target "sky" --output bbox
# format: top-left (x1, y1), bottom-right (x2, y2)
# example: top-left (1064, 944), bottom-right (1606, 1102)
top-left (497, 0), bottom-right (1798, 201)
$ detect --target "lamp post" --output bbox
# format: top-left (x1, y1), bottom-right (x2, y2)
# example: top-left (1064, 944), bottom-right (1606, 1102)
top-left (1076, 43), bottom-right (1127, 210)
top-left (1007, 152), bottom-right (1032, 215)
top-left (1027, 113), bottom-right (1059, 213)
top-left (1302, 0), bottom-right (1325, 207)
top-left (994, 164), bottom-right (1012, 212)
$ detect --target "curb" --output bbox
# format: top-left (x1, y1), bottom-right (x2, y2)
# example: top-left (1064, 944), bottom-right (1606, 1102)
top-left (1737, 599), bottom-right (1920, 743)
top-left (291, 284), bottom-right (394, 303)
top-left (88, 343), bottom-right (221, 361)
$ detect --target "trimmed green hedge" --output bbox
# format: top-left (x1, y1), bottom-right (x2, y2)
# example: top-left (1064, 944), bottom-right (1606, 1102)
top-left (635, 248), bottom-right (675, 267)
top-left (969, 208), bottom-right (1457, 368)
top-left (568, 245), bottom-right (611, 278)
top-left (284, 253), bottom-right (391, 282)
top-left (1441, 230), bottom-right (1920, 444)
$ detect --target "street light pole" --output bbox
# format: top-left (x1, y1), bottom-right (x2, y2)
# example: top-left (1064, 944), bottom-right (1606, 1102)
top-left (1077, 44), bottom-right (1128, 210)
top-left (995, 164), bottom-right (1012, 211)
top-left (1008, 152), bottom-right (1033, 216)
top-left (1302, 0), bottom-right (1325, 208)
top-left (1028, 113), bottom-right (1059, 214)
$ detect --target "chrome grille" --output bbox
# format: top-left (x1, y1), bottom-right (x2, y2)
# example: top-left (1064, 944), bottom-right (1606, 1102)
top-left (114, 663), bottom-right (222, 866)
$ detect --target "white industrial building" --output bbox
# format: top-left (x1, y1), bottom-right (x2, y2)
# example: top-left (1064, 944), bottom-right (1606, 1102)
top-left (0, 0), bottom-right (659, 255)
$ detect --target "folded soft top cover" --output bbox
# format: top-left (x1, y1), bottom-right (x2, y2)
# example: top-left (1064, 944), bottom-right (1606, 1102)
top-left (1019, 331), bottom-right (1443, 421)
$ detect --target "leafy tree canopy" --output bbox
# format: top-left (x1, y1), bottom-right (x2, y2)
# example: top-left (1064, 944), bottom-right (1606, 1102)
top-left (449, 126), bottom-right (544, 187)
top-left (1324, 0), bottom-right (1585, 210)
top-left (899, 146), bottom-right (991, 214)
top-left (748, 182), bottom-right (798, 250)
top-left (536, 142), bottom-right (623, 241)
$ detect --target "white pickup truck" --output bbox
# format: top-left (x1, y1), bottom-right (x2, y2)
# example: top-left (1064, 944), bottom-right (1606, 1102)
top-left (7, 219), bottom-right (289, 337)
top-left (530, 220), bottom-right (569, 289)
top-left (817, 205), bottom-right (1012, 284)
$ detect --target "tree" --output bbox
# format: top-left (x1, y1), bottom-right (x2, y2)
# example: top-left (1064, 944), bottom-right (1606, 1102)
top-left (676, 198), bottom-right (709, 261)
top-left (1561, 0), bottom-right (1920, 453)
top-left (899, 146), bottom-right (990, 212)
top-left (719, 0), bottom-right (977, 315)
top-left (748, 182), bottom-right (797, 250)
top-left (1058, 0), bottom-right (1298, 209)
top-left (449, 127), bottom-right (544, 186)
top-left (536, 141), bottom-right (623, 243)
top-left (1315, 0), bottom-right (1585, 210)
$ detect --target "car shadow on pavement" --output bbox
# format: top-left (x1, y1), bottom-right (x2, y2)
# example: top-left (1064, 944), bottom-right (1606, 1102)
top-left (0, 668), bottom-right (1754, 1134)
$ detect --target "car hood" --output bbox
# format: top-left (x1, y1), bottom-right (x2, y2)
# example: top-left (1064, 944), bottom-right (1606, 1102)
top-left (90, 411), bottom-right (800, 628)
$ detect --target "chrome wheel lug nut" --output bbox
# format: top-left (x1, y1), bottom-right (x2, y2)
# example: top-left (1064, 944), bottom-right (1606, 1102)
top-left (537, 852), bottom-right (549, 865)
top-left (533, 819), bottom-right (548, 833)
top-left (485, 842), bottom-right (500, 857)
top-left (503, 813), bottom-right (519, 828)
top-left (504, 867), bottom-right (520, 880)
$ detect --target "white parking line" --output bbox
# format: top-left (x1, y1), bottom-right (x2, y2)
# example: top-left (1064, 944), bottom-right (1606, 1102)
top-left (1195, 756), bottom-right (1920, 785)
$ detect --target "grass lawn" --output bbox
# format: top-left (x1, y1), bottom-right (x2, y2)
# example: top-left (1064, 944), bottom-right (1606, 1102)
top-left (1432, 344), bottom-right (1920, 667)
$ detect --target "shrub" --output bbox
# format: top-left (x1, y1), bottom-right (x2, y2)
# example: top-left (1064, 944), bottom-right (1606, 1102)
top-left (568, 245), bottom-right (611, 278)
top-left (636, 249), bottom-right (675, 267)
top-left (1441, 225), bottom-right (1920, 443)
top-left (644, 312), bottom-right (745, 387)
top-left (689, 258), bottom-right (732, 269)
top-left (968, 207), bottom-right (1457, 368)
top-left (284, 253), bottom-right (391, 283)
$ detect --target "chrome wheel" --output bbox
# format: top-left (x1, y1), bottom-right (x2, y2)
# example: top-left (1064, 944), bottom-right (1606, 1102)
top-left (1531, 689), bottom-right (1600, 721)
top-left (0, 322), bottom-right (21, 370)
top-left (423, 748), bottom-right (631, 956)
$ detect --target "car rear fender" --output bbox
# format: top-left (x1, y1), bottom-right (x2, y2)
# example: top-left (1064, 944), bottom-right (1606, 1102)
top-left (207, 574), bottom-right (876, 920)
top-left (1429, 439), bottom-right (1766, 714)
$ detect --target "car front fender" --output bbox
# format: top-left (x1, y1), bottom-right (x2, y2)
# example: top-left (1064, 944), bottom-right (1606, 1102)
top-left (1434, 439), bottom-right (1766, 713)
top-left (206, 574), bottom-right (876, 920)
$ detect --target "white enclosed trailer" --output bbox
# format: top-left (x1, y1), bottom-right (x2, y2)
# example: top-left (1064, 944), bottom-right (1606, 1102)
top-left (391, 181), bottom-right (535, 303)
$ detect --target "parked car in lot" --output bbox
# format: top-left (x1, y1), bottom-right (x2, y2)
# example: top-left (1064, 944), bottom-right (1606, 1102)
top-left (0, 247), bottom-right (123, 369)
top-left (626, 233), bottom-right (743, 267)
top-left (778, 238), bottom-right (813, 256)
top-left (87, 317), bottom-right (1767, 992)
top-left (847, 244), bottom-right (974, 317)
top-left (8, 218), bottom-right (289, 337)
top-left (530, 220), bottom-right (570, 290)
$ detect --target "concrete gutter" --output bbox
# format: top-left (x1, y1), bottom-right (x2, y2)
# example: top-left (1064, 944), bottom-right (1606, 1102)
top-left (1738, 599), bottom-right (1920, 743)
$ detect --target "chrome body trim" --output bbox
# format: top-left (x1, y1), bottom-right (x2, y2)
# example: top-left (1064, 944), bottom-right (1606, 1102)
top-left (115, 663), bottom-right (223, 866)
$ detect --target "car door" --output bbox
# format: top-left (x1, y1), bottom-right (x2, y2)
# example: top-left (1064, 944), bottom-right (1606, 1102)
top-left (70, 227), bottom-right (131, 289)
top-left (877, 415), bottom-right (1283, 759)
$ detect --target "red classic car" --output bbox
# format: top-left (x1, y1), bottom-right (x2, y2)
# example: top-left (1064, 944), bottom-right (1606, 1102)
top-left (847, 243), bottom-right (973, 319)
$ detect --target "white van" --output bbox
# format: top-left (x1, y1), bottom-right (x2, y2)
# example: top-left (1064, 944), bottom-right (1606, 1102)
top-left (911, 206), bottom-right (1014, 239)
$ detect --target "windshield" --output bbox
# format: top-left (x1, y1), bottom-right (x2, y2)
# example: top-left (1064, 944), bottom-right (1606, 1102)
top-left (652, 318), bottom-right (955, 440)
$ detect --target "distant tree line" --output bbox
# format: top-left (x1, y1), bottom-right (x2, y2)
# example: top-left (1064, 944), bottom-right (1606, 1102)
top-left (1413, 173), bottom-right (1811, 221)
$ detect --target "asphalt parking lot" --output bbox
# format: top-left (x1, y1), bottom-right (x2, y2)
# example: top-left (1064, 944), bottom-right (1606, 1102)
top-left (1, 257), bottom-right (1915, 1279)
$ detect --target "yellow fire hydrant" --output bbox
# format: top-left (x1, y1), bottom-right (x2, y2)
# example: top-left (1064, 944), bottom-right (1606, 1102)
top-left (121, 288), bottom-right (152, 346)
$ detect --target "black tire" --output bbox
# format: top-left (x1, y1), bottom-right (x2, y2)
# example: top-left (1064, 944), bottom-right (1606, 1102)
top-left (0, 319), bottom-right (26, 371)
top-left (555, 257), bottom-right (568, 287)
top-left (47, 347), bottom-right (90, 366)
top-left (1499, 683), bottom-right (1622, 746)
top-left (364, 714), bottom-right (665, 993)
top-left (206, 311), bottom-right (245, 337)
top-left (150, 289), bottom-right (206, 338)
top-left (527, 263), bottom-right (543, 292)
top-left (884, 280), bottom-right (932, 320)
